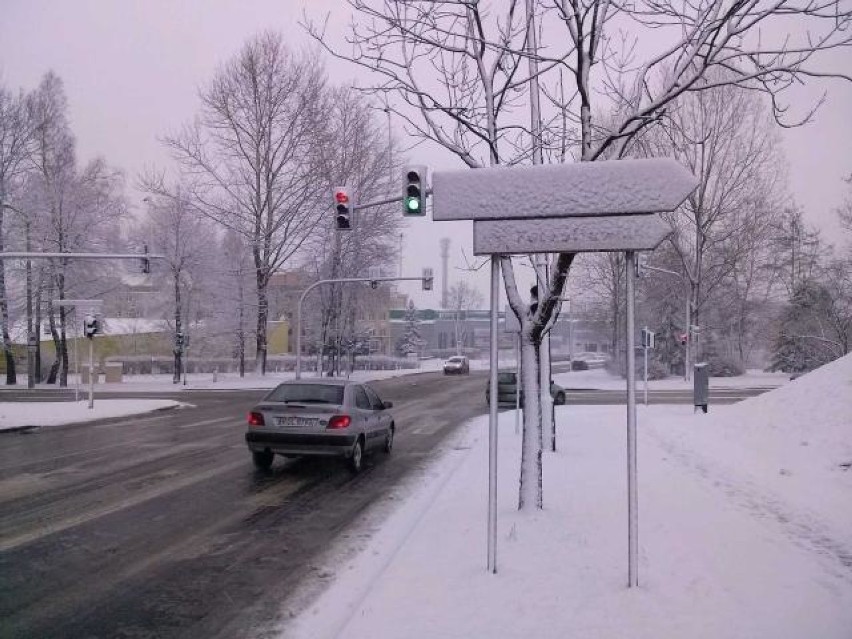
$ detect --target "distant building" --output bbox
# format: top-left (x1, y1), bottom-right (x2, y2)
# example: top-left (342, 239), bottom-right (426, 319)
top-left (389, 308), bottom-right (611, 358)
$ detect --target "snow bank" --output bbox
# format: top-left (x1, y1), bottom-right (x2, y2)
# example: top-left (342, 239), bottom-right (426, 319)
top-left (283, 354), bottom-right (852, 639)
top-left (0, 399), bottom-right (184, 430)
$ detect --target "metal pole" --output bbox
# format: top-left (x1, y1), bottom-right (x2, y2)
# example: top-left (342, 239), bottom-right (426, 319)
top-left (487, 255), bottom-right (500, 574)
top-left (515, 333), bottom-right (520, 435)
top-left (643, 328), bottom-right (649, 406)
top-left (88, 337), bottom-right (94, 409)
top-left (685, 294), bottom-right (691, 382)
top-left (296, 287), bottom-right (307, 379)
top-left (26, 221), bottom-right (34, 390)
top-left (625, 251), bottom-right (639, 587)
top-left (73, 319), bottom-right (80, 402)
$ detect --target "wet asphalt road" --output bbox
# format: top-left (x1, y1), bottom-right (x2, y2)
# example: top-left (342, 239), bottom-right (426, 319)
top-left (0, 372), bottom-right (492, 639)
top-left (0, 374), bottom-right (773, 638)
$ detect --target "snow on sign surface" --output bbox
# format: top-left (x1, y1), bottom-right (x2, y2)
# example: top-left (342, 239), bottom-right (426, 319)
top-left (431, 157), bottom-right (698, 221)
top-left (473, 214), bottom-right (671, 255)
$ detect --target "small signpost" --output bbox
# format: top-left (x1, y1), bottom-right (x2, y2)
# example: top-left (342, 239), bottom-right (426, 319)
top-left (431, 157), bottom-right (698, 584)
top-left (642, 327), bottom-right (656, 406)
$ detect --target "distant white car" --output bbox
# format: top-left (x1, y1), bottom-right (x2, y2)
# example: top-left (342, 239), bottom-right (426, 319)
top-left (442, 356), bottom-right (470, 375)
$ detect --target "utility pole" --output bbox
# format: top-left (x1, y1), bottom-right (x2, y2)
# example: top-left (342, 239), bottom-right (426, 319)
top-left (440, 238), bottom-right (450, 308)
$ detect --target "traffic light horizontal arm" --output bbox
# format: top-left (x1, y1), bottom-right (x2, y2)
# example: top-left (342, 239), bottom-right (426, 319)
top-left (352, 189), bottom-right (432, 212)
top-left (0, 252), bottom-right (166, 260)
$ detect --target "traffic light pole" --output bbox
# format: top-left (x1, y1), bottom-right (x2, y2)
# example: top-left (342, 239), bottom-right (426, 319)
top-left (88, 337), bottom-right (94, 409)
top-left (295, 276), bottom-right (432, 379)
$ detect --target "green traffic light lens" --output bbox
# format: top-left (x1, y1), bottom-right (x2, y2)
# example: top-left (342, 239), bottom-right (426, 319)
top-left (407, 198), bottom-right (420, 211)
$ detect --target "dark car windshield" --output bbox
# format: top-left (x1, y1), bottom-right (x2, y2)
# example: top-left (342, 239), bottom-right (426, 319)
top-left (265, 383), bottom-right (345, 405)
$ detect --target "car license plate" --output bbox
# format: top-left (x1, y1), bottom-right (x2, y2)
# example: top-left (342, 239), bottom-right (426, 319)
top-left (276, 416), bottom-right (317, 429)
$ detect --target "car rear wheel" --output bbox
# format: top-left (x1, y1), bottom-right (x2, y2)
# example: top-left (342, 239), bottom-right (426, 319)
top-left (349, 438), bottom-right (364, 473)
top-left (384, 425), bottom-right (395, 453)
top-left (252, 449), bottom-right (274, 470)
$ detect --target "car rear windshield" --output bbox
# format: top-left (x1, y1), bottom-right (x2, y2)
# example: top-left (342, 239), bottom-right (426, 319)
top-left (448, 357), bottom-right (465, 362)
top-left (265, 384), bottom-right (345, 405)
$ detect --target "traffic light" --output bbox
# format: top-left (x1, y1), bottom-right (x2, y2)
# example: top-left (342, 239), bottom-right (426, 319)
top-left (403, 166), bottom-right (427, 216)
top-left (679, 332), bottom-right (688, 346)
top-left (333, 186), bottom-right (352, 230)
top-left (83, 314), bottom-right (99, 339)
top-left (529, 284), bottom-right (539, 316)
top-left (422, 268), bottom-right (433, 291)
top-left (140, 244), bottom-right (150, 274)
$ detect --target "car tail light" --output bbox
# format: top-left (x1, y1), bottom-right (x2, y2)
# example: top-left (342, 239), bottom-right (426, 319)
top-left (327, 414), bottom-right (351, 430)
top-left (247, 411), bottom-right (265, 427)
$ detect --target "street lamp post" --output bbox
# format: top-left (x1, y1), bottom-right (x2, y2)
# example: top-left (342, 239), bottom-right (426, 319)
top-left (296, 276), bottom-right (433, 379)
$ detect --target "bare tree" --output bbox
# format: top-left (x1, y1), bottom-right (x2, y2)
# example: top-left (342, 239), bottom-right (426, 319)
top-left (447, 281), bottom-right (484, 354)
top-left (300, 86), bottom-right (402, 375)
top-left (148, 32), bottom-right (328, 375)
top-left (0, 81), bottom-right (33, 384)
top-left (28, 73), bottom-right (126, 385)
top-left (642, 83), bottom-right (786, 362)
top-left (306, 0), bottom-right (852, 510)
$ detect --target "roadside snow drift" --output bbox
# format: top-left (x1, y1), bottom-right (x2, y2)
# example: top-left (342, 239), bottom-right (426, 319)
top-left (284, 354), bottom-right (852, 639)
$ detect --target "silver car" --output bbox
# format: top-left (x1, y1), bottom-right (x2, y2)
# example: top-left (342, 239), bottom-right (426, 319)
top-left (245, 379), bottom-right (395, 473)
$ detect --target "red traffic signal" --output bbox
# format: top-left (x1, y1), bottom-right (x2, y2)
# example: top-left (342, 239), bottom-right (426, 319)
top-left (333, 186), bottom-right (352, 230)
top-left (679, 332), bottom-right (688, 346)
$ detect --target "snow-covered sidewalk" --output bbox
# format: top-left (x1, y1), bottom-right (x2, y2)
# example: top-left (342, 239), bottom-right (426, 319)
top-left (284, 356), bottom-right (852, 639)
top-left (0, 399), bottom-right (186, 431)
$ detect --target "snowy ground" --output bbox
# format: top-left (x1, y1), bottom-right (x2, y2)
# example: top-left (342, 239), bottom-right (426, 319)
top-left (0, 399), bottom-right (185, 431)
top-left (283, 354), bottom-right (852, 639)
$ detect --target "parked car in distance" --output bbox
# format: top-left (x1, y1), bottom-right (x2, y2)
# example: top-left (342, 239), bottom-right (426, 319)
top-left (485, 371), bottom-right (566, 407)
top-left (571, 351), bottom-right (611, 370)
top-left (443, 355), bottom-right (470, 375)
top-left (245, 379), bottom-right (395, 473)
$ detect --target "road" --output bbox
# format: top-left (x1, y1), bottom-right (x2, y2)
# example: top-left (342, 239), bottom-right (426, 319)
top-left (0, 373), bottom-right (774, 638)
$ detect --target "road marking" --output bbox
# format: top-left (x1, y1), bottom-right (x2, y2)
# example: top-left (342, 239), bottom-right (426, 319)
top-left (0, 416), bottom-right (235, 472)
top-left (0, 458), bottom-right (248, 552)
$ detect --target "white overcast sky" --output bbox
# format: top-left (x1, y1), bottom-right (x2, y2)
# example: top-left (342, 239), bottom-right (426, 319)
top-left (1, 0), bottom-right (850, 307)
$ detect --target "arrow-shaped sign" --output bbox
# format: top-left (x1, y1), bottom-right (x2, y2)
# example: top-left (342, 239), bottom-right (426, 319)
top-left (432, 157), bottom-right (698, 221)
top-left (472, 214), bottom-right (672, 255)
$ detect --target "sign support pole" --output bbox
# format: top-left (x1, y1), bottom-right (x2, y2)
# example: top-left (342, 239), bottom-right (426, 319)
top-left (626, 251), bottom-right (639, 587)
top-left (515, 333), bottom-right (520, 435)
top-left (487, 255), bottom-right (500, 574)
top-left (88, 337), bottom-right (94, 410)
top-left (643, 327), bottom-right (649, 406)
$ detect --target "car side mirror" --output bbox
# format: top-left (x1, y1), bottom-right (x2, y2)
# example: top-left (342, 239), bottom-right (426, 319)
top-left (382, 401), bottom-right (394, 409)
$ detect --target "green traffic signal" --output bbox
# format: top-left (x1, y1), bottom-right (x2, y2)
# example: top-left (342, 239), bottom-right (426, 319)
top-left (403, 165), bottom-right (426, 216)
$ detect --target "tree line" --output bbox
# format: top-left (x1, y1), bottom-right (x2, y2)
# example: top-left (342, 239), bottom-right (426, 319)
top-left (0, 32), bottom-right (403, 386)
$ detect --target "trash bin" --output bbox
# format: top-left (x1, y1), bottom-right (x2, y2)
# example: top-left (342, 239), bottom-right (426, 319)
top-left (693, 362), bottom-right (709, 413)
top-left (104, 362), bottom-right (123, 383)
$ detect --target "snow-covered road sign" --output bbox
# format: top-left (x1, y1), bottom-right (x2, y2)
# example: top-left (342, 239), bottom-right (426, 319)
top-left (472, 214), bottom-right (671, 255)
top-left (432, 157), bottom-right (697, 221)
